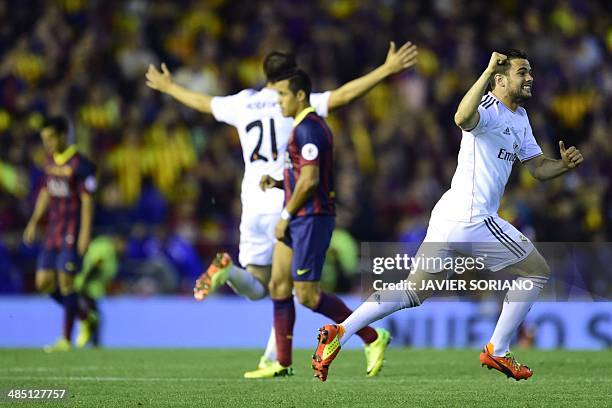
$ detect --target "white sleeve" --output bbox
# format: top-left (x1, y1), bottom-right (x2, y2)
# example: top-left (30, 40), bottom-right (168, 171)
top-left (210, 91), bottom-right (244, 126)
top-left (309, 91), bottom-right (331, 118)
top-left (519, 122), bottom-right (543, 162)
top-left (468, 104), bottom-right (495, 135)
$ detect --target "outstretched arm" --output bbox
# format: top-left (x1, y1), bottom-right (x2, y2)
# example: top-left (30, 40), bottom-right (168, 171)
top-left (146, 63), bottom-right (213, 114)
top-left (523, 141), bottom-right (584, 181)
top-left (326, 41), bottom-right (418, 112)
top-left (454, 52), bottom-right (507, 130)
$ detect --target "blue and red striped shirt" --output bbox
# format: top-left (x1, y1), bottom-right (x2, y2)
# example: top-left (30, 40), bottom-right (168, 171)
top-left (284, 107), bottom-right (335, 217)
top-left (42, 146), bottom-right (97, 249)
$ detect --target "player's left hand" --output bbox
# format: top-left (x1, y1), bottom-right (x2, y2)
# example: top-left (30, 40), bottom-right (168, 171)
top-left (77, 235), bottom-right (90, 256)
top-left (559, 141), bottom-right (584, 169)
top-left (384, 41), bottom-right (418, 75)
top-left (275, 219), bottom-right (289, 241)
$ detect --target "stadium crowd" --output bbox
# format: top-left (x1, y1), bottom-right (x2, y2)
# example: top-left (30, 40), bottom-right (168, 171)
top-left (0, 0), bottom-right (610, 295)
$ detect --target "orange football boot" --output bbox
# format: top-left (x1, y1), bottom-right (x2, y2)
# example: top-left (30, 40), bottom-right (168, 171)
top-left (193, 253), bottom-right (232, 301)
top-left (312, 324), bottom-right (344, 382)
top-left (480, 342), bottom-right (533, 381)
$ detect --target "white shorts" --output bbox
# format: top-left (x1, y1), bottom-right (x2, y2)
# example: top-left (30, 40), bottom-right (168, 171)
top-left (418, 214), bottom-right (534, 273)
top-left (238, 212), bottom-right (280, 267)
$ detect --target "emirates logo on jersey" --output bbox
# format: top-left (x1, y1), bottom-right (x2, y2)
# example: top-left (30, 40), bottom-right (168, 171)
top-left (497, 148), bottom-right (517, 162)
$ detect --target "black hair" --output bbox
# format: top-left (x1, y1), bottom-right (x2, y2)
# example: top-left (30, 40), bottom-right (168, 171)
top-left (489, 49), bottom-right (529, 90)
top-left (43, 116), bottom-right (69, 137)
top-left (263, 51), bottom-right (297, 83)
top-left (287, 69), bottom-right (311, 99)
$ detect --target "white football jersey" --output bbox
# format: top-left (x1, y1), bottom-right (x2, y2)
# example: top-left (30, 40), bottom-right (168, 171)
top-left (210, 87), bottom-right (330, 215)
top-left (432, 92), bottom-right (543, 222)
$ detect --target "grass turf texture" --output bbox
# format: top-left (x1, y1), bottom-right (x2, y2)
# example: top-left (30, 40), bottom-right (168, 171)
top-left (1, 349), bottom-right (611, 407)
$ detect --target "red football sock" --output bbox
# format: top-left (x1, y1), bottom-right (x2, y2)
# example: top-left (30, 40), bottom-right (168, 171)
top-left (273, 296), bottom-right (295, 367)
top-left (63, 292), bottom-right (79, 341)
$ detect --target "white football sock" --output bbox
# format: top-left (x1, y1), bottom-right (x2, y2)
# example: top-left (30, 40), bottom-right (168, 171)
top-left (262, 327), bottom-right (276, 361)
top-left (489, 276), bottom-right (548, 356)
top-left (340, 290), bottom-right (420, 346)
top-left (226, 265), bottom-right (267, 300)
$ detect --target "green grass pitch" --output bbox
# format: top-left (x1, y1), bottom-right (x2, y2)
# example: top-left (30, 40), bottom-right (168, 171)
top-left (1, 348), bottom-right (611, 407)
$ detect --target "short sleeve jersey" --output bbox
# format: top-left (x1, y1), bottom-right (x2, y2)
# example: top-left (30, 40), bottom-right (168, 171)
top-left (284, 108), bottom-right (335, 217)
top-left (432, 92), bottom-right (543, 222)
top-left (43, 146), bottom-right (97, 249)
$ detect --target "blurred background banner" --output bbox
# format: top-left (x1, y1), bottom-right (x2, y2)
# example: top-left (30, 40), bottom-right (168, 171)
top-left (1, 297), bottom-right (610, 349)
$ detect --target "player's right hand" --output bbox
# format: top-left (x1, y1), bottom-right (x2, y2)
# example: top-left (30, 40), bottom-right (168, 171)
top-left (145, 63), bottom-right (173, 93)
top-left (23, 222), bottom-right (36, 245)
top-left (260, 175), bottom-right (279, 191)
top-left (486, 52), bottom-right (508, 74)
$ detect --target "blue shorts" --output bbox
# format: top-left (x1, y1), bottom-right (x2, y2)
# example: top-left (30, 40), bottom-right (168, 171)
top-left (283, 215), bottom-right (335, 282)
top-left (37, 247), bottom-right (81, 275)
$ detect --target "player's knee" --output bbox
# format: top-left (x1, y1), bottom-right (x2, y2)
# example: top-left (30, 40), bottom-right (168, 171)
top-left (525, 250), bottom-right (550, 279)
top-left (35, 275), bottom-right (55, 294)
top-left (414, 290), bottom-right (430, 304)
top-left (268, 278), bottom-right (291, 299)
top-left (58, 275), bottom-right (75, 295)
top-left (534, 252), bottom-right (550, 279)
top-left (295, 289), bottom-right (320, 309)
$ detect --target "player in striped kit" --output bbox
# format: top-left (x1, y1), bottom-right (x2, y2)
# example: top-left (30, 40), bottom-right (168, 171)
top-left (23, 116), bottom-right (98, 352)
top-left (312, 49), bottom-right (584, 381)
top-left (257, 69), bottom-right (389, 379)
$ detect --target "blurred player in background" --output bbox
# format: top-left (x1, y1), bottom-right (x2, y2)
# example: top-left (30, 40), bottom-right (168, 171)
top-left (256, 70), bottom-right (390, 379)
top-left (146, 41), bottom-right (417, 375)
top-left (23, 116), bottom-right (98, 352)
top-left (74, 234), bottom-right (124, 347)
top-left (312, 49), bottom-right (584, 381)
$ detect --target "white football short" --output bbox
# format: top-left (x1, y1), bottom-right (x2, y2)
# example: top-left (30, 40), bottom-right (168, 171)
top-left (238, 212), bottom-right (280, 267)
top-left (417, 213), bottom-right (534, 273)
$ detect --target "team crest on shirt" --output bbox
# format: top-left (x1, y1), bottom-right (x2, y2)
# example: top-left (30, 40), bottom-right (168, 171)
top-left (519, 234), bottom-right (528, 242)
top-left (301, 143), bottom-right (319, 161)
top-left (84, 176), bottom-right (97, 193)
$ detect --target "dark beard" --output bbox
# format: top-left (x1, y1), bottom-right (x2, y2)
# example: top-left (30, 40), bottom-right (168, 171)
top-left (512, 89), bottom-right (531, 104)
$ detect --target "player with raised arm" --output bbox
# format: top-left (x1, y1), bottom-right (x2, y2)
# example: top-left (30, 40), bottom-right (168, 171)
top-left (311, 49), bottom-right (584, 381)
top-left (146, 42), bottom-right (417, 375)
top-left (255, 69), bottom-right (389, 379)
top-left (23, 116), bottom-right (98, 352)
